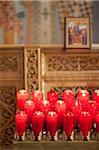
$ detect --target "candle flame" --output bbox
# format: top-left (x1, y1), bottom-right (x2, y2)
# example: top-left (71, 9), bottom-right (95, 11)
top-left (43, 100), bottom-right (48, 105)
top-left (58, 100), bottom-right (63, 105)
top-left (36, 111), bottom-right (42, 116)
top-left (49, 111), bottom-right (55, 116)
top-left (19, 89), bottom-right (26, 95)
top-left (81, 90), bottom-right (87, 96)
top-left (26, 100), bottom-right (32, 105)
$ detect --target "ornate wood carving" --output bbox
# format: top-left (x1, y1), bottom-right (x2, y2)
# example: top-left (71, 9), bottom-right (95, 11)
top-left (42, 47), bottom-right (99, 97)
top-left (0, 46), bottom-right (24, 90)
top-left (0, 86), bottom-right (16, 145)
top-left (25, 48), bottom-right (38, 91)
top-left (0, 46), bottom-right (24, 145)
top-left (0, 56), bottom-right (17, 72)
top-left (48, 55), bottom-right (99, 71)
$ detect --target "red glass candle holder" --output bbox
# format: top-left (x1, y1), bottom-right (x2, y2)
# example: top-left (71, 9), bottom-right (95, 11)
top-left (62, 90), bottom-right (74, 102)
top-left (79, 111), bottom-right (91, 141)
top-left (47, 90), bottom-right (58, 110)
top-left (77, 90), bottom-right (89, 111)
top-left (93, 90), bottom-right (99, 105)
top-left (32, 90), bottom-right (43, 110)
top-left (17, 89), bottom-right (29, 111)
top-left (55, 100), bottom-right (66, 128)
top-left (88, 100), bottom-right (96, 123)
top-left (63, 111), bottom-right (74, 141)
top-left (32, 111), bottom-right (45, 140)
top-left (15, 111), bottom-right (27, 139)
top-left (77, 90), bottom-right (89, 101)
top-left (62, 90), bottom-right (74, 112)
top-left (73, 100), bottom-right (82, 124)
top-left (46, 111), bottom-right (58, 141)
top-left (24, 100), bottom-right (36, 124)
top-left (93, 90), bottom-right (99, 112)
top-left (39, 100), bottom-right (51, 114)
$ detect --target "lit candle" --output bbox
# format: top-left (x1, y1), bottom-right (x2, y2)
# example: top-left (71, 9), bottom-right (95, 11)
top-left (88, 100), bottom-right (96, 123)
top-left (46, 111), bottom-right (58, 140)
top-left (73, 100), bottom-right (82, 124)
top-left (77, 90), bottom-right (89, 101)
top-left (93, 90), bottom-right (99, 112)
top-left (15, 111), bottom-right (27, 138)
top-left (17, 89), bottom-right (29, 111)
top-left (62, 90), bottom-right (74, 103)
top-left (55, 100), bottom-right (66, 128)
top-left (47, 90), bottom-right (58, 110)
top-left (24, 100), bottom-right (36, 124)
top-left (32, 90), bottom-right (43, 110)
top-left (62, 90), bottom-right (74, 112)
top-left (39, 100), bottom-right (51, 114)
top-left (93, 90), bottom-right (99, 105)
top-left (63, 111), bottom-right (74, 141)
top-left (77, 90), bottom-right (89, 111)
top-left (32, 111), bottom-right (45, 140)
top-left (79, 111), bottom-right (91, 141)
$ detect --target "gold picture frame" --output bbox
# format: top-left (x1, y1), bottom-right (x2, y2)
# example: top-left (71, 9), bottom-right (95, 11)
top-left (64, 17), bottom-right (91, 49)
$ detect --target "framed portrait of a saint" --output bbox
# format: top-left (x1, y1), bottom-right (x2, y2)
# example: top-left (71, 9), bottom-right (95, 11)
top-left (64, 17), bottom-right (91, 49)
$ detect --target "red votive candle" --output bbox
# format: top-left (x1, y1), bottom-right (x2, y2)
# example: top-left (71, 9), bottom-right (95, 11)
top-left (62, 90), bottom-right (74, 102)
top-left (73, 100), bottom-right (82, 124)
top-left (24, 100), bottom-right (36, 124)
top-left (77, 90), bottom-right (89, 111)
top-left (79, 111), bottom-right (91, 140)
top-left (55, 100), bottom-right (66, 128)
top-left (93, 90), bottom-right (99, 104)
top-left (17, 89), bottom-right (29, 111)
top-left (32, 90), bottom-right (43, 110)
top-left (39, 100), bottom-right (51, 114)
top-left (63, 111), bottom-right (74, 140)
top-left (15, 111), bottom-right (27, 138)
top-left (62, 90), bottom-right (74, 111)
top-left (47, 90), bottom-right (58, 110)
top-left (93, 90), bottom-right (99, 112)
top-left (88, 100), bottom-right (96, 123)
top-left (46, 111), bottom-right (58, 140)
top-left (32, 111), bottom-right (45, 139)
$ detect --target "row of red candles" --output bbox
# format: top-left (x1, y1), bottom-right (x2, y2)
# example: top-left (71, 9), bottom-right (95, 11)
top-left (15, 89), bottom-right (99, 141)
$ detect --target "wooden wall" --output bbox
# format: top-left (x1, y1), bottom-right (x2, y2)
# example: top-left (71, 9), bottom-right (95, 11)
top-left (0, 45), bottom-right (24, 145)
top-left (0, 45), bottom-right (41, 145)
top-left (42, 45), bottom-right (99, 98)
top-left (0, 45), bottom-right (99, 145)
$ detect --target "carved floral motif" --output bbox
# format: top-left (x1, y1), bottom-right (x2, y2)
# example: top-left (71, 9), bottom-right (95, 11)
top-left (27, 49), bottom-right (38, 91)
top-left (0, 56), bottom-right (17, 72)
top-left (48, 55), bottom-right (99, 71)
top-left (0, 86), bottom-right (16, 145)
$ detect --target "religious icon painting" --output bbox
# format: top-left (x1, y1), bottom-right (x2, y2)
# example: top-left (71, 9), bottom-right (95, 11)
top-left (64, 17), bottom-right (91, 49)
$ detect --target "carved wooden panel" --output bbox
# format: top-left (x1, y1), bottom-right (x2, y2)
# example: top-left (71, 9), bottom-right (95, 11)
top-left (0, 46), bottom-right (24, 89)
top-left (24, 47), bottom-right (41, 91)
top-left (0, 56), bottom-right (17, 72)
top-left (42, 47), bottom-right (99, 97)
top-left (47, 55), bottom-right (99, 71)
top-left (0, 86), bottom-right (16, 145)
top-left (0, 46), bottom-right (24, 145)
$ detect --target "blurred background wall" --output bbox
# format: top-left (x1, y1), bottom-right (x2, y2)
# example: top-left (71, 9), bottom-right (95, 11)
top-left (0, 0), bottom-right (99, 45)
